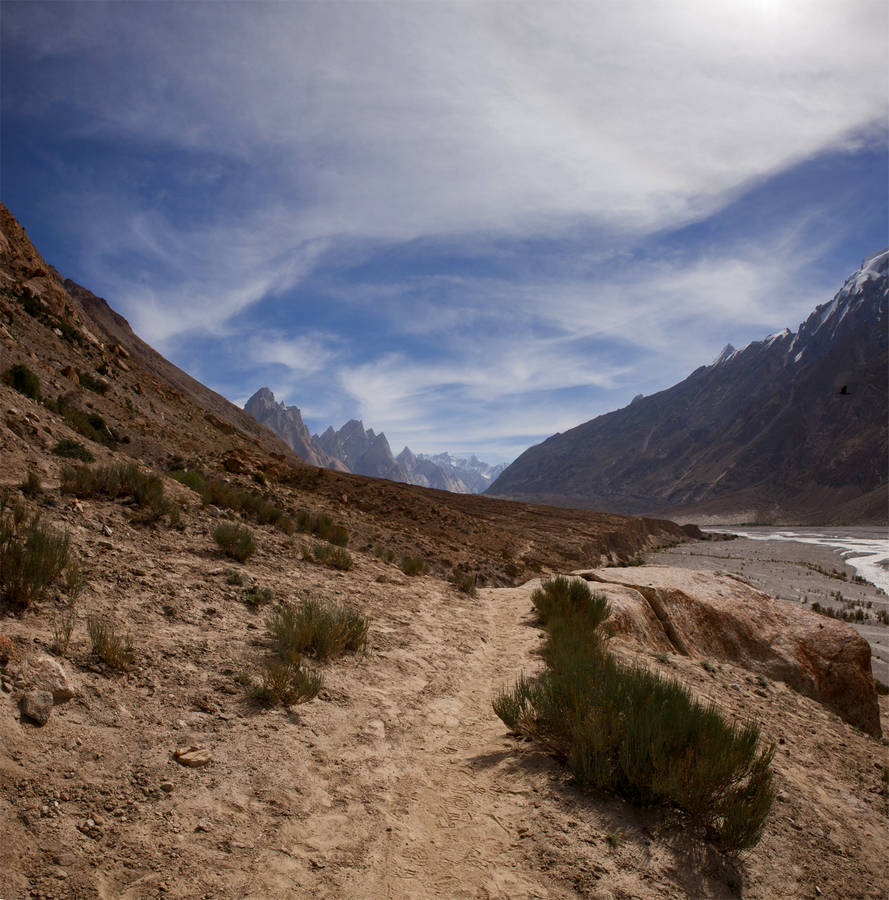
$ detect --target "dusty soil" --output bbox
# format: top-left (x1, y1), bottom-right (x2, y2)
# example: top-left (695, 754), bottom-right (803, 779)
top-left (1, 486), bottom-right (887, 900)
top-left (649, 536), bottom-right (889, 685)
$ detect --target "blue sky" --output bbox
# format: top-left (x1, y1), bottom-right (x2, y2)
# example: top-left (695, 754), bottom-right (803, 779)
top-left (2, 1), bottom-right (887, 462)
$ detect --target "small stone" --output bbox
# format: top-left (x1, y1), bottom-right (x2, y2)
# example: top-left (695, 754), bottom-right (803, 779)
top-left (159, 781), bottom-right (174, 793)
top-left (101, 524), bottom-right (113, 537)
top-left (173, 745), bottom-right (212, 767)
top-left (25, 654), bottom-right (77, 702)
top-left (21, 690), bottom-right (54, 725)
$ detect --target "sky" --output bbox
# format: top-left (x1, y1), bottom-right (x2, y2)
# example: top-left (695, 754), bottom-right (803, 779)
top-left (2, 1), bottom-right (887, 463)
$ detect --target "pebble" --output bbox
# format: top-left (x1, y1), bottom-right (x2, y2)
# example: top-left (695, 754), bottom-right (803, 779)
top-left (101, 524), bottom-right (113, 537)
top-left (160, 781), bottom-right (175, 793)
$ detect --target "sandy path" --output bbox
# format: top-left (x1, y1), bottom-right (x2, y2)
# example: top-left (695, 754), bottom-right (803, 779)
top-left (235, 578), bottom-right (563, 900)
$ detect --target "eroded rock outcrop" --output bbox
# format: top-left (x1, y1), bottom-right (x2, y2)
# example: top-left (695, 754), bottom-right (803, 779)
top-left (582, 566), bottom-right (881, 737)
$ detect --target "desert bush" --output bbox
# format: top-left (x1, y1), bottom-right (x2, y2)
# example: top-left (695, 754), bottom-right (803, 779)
top-left (225, 570), bottom-right (245, 586)
top-left (267, 597), bottom-right (368, 662)
top-left (86, 616), bottom-right (134, 670)
top-left (60, 462), bottom-right (170, 522)
top-left (400, 555), bottom-right (428, 576)
top-left (76, 370), bottom-right (109, 395)
top-left (494, 577), bottom-right (774, 854)
top-left (450, 568), bottom-right (477, 597)
top-left (20, 470), bottom-right (42, 497)
top-left (374, 545), bottom-right (395, 564)
top-left (252, 656), bottom-right (322, 707)
top-left (311, 542), bottom-right (353, 571)
top-left (213, 522), bottom-right (256, 562)
top-left (0, 497), bottom-right (70, 608)
top-left (293, 510), bottom-right (349, 545)
top-left (52, 439), bottom-right (94, 462)
top-left (171, 470), bottom-right (294, 533)
top-left (243, 584), bottom-right (273, 608)
top-left (4, 363), bottom-right (41, 401)
top-left (45, 396), bottom-right (118, 447)
top-left (530, 576), bottom-right (610, 632)
top-left (52, 607), bottom-right (77, 656)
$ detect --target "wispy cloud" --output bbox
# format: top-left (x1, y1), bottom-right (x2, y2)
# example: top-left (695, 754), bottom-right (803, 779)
top-left (3, 1), bottom-right (886, 460)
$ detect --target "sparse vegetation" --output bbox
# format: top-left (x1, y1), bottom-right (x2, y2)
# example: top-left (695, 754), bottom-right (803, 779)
top-left (212, 522), bottom-right (256, 563)
top-left (61, 462), bottom-right (171, 522)
top-left (4, 363), bottom-right (41, 401)
top-left (52, 607), bottom-right (77, 656)
top-left (243, 584), bottom-right (273, 607)
top-left (52, 439), bottom-right (94, 462)
top-left (311, 542), bottom-right (353, 571)
top-left (20, 470), bottom-right (42, 497)
top-left (0, 496), bottom-right (70, 608)
top-left (45, 397), bottom-right (119, 447)
top-left (266, 597), bottom-right (368, 662)
top-left (170, 469), bottom-right (295, 533)
top-left (400, 555), bottom-right (428, 576)
top-left (76, 369), bottom-right (110, 395)
top-left (86, 616), bottom-right (134, 670)
top-left (294, 509), bottom-right (349, 545)
top-left (450, 568), bottom-right (477, 596)
top-left (252, 656), bottom-right (322, 707)
top-left (494, 576), bottom-right (775, 854)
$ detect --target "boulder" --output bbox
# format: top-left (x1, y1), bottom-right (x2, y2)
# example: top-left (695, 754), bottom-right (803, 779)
top-left (584, 566), bottom-right (882, 737)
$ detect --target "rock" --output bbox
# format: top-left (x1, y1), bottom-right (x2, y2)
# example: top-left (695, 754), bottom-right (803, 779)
top-left (23, 654), bottom-right (77, 702)
top-left (101, 524), bottom-right (113, 537)
top-left (173, 746), bottom-right (212, 767)
top-left (21, 690), bottom-right (54, 725)
top-left (588, 566), bottom-right (882, 737)
top-left (159, 781), bottom-right (174, 793)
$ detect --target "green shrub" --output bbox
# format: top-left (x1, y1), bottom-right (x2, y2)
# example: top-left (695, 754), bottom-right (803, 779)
top-left (52, 439), bottom-right (94, 462)
top-left (212, 522), bottom-right (256, 562)
top-left (266, 597), bottom-right (368, 662)
top-left (450, 569), bottom-right (477, 597)
top-left (493, 577), bottom-right (774, 854)
top-left (60, 462), bottom-right (170, 521)
top-left (46, 397), bottom-right (118, 447)
top-left (312, 542), bottom-right (353, 571)
top-left (530, 576), bottom-right (610, 631)
top-left (171, 470), bottom-right (293, 533)
top-left (225, 570), bottom-right (245, 586)
top-left (20, 470), bottom-right (42, 497)
top-left (243, 584), bottom-right (273, 608)
top-left (0, 497), bottom-right (70, 607)
top-left (252, 656), bottom-right (321, 707)
top-left (294, 509), bottom-right (348, 545)
top-left (52, 607), bottom-right (77, 656)
top-left (86, 616), bottom-right (134, 670)
top-left (4, 363), bottom-right (41, 401)
top-left (400, 555), bottom-right (428, 576)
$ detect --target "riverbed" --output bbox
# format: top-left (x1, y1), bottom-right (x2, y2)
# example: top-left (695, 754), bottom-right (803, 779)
top-left (649, 527), bottom-right (889, 685)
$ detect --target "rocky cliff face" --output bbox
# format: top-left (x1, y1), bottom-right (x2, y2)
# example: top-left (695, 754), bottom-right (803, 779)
top-left (315, 420), bottom-right (409, 482)
top-left (489, 250), bottom-right (889, 524)
top-left (244, 388), bottom-right (347, 471)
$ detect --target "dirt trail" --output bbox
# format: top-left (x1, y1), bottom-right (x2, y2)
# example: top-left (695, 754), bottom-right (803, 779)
top-left (254, 580), bottom-right (558, 899)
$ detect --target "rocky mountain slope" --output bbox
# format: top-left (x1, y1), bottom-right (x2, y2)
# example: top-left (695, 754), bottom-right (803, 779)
top-left (246, 387), bottom-right (505, 493)
top-left (243, 388), bottom-right (347, 471)
top-left (1, 203), bottom-right (886, 899)
top-left (489, 250), bottom-right (889, 524)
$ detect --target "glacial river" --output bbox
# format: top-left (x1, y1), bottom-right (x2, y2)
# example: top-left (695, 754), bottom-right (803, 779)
top-left (710, 527), bottom-right (889, 595)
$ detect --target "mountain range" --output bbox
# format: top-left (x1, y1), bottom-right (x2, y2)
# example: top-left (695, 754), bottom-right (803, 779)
top-left (245, 387), bottom-right (506, 493)
top-left (489, 249), bottom-right (889, 524)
